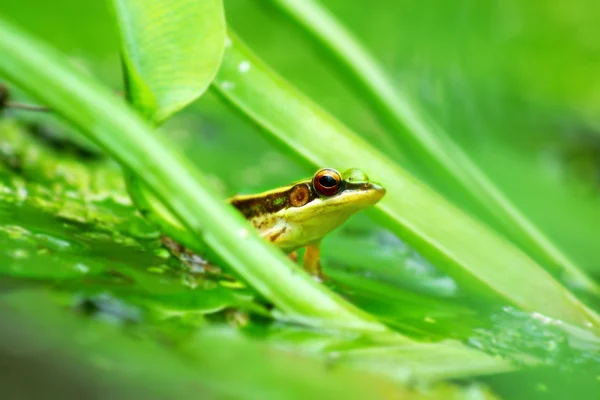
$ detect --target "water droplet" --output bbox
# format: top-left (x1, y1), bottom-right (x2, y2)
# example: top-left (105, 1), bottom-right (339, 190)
top-left (220, 81), bottom-right (236, 90)
top-left (74, 263), bottom-right (89, 273)
top-left (155, 248), bottom-right (171, 259)
top-left (15, 183), bottom-right (28, 201)
top-left (545, 340), bottom-right (558, 352)
top-left (112, 193), bottom-right (132, 206)
top-left (238, 61), bottom-right (251, 73)
top-left (238, 228), bottom-right (249, 239)
top-left (34, 233), bottom-right (72, 250)
top-left (463, 383), bottom-right (488, 400)
top-left (531, 312), bottom-right (553, 325)
top-left (147, 265), bottom-right (166, 274)
top-left (11, 248), bottom-right (29, 259)
top-left (225, 36), bottom-right (232, 48)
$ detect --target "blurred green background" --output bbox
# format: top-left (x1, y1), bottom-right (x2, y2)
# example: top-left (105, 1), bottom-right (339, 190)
top-left (1, 0), bottom-right (599, 399)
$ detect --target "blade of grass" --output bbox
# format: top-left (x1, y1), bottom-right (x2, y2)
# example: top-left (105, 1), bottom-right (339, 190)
top-left (211, 31), bottom-right (600, 332)
top-left (269, 0), bottom-right (599, 296)
top-left (0, 17), bottom-right (383, 332)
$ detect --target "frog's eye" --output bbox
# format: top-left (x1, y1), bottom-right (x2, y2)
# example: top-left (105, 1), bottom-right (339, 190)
top-left (313, 168), bottom-right (342, 196)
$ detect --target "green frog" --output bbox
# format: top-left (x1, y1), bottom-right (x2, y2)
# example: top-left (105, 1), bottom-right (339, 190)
top-left (229, 168), bottom-right (386, 279)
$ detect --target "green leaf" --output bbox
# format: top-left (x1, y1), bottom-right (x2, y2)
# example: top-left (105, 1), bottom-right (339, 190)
top-left (211, 31), bottom-right (600, 332)
top-left (113, 0), bottom-right (226, 123)
top-left (2, 291), bottom-right (501, 399)
top-left (269, 0), bottom-right (599, 296)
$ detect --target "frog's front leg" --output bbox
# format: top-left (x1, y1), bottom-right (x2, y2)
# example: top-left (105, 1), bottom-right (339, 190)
top-left (302, 241), bottom-right (325, 281)
top-left (288, 250), bottom-right (298, 263)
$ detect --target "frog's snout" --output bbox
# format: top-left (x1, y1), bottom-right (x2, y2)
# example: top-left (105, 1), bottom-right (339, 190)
top-left (362, 182), bottom-right (385, 193)
top-left (360, 182), bottom-right (386, 203)
top-left (373, 184), bottom-right (386, 198)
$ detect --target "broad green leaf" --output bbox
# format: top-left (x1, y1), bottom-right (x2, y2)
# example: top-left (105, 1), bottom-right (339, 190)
top-left (264, 327), bottom-right (518, 382)
top-left (1, 291), bottom-right (501, 399)
top-left (113, 0), bottom-right (225, 123)
top-left (269, 0), bottom-right (599, 296)
top-left (211, 31), bottom-right (600, 332)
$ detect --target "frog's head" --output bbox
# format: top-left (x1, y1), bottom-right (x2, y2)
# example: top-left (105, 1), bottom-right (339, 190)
top-left (279, 168), bottom-right (386, 248)
top-left (290, 167), bottom-right (385, 215)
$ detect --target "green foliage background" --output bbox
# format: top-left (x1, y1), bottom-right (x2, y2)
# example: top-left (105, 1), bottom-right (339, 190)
top-left (0, 0), bottom-right (599, 399)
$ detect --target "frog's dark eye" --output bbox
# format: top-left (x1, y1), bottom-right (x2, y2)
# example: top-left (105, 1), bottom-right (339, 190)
top-left (312, 168), bottom-right (342, 196)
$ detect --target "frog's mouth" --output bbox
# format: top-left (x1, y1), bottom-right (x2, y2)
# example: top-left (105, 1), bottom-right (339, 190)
top-left (336, 182), bottom-right (386, 209)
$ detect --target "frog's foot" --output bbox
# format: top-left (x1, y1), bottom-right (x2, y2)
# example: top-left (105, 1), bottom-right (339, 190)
top-left (303, 242), bottom-right (327, 282)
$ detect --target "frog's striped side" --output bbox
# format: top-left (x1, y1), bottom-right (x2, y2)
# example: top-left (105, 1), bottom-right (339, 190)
top-left (229, 168), bottom-right (385, 257)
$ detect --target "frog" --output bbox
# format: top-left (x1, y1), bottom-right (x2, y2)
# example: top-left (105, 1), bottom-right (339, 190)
top-left (229, 167), bottom-right (386, 279)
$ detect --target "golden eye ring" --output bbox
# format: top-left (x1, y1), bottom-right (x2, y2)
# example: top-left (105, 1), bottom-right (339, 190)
top-left (312, 168), bottom-right (342, 197)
